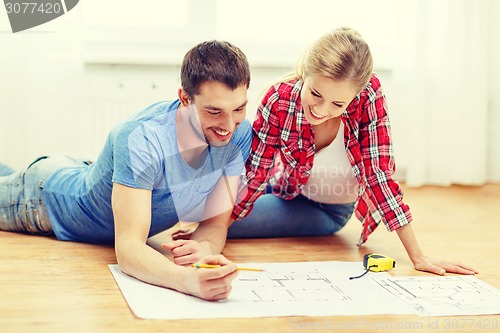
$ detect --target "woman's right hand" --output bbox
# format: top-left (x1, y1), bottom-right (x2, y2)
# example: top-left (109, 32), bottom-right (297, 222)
top-left (182, 254), bottom-right (239, 301)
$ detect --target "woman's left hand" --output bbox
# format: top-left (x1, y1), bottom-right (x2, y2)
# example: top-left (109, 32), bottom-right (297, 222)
top-left (395, 224), bottom-right (479, 276)
top-left (412, 254), bottom-right (478, 275)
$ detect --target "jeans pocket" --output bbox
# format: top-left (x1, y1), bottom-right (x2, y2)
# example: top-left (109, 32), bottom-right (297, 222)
top-left (30, 204), bottom-right (52, 235)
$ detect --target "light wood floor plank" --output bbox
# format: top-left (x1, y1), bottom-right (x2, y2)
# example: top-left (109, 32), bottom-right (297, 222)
top-left (1, 184), bottom-right (499, 333)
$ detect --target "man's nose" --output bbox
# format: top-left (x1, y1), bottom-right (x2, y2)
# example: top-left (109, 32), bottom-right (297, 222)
top-left (220, 112), bottom-right (243, 131)
top-left (218, 112), bottom-right (234, 131)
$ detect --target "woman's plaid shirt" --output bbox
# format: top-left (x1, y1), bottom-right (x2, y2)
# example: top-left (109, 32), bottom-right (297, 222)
top-left (231, 74), bottom-right (412, 245)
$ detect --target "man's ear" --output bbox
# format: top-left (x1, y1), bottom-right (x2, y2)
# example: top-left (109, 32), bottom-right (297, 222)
top-left (178, 87), bottom-right (191, 106)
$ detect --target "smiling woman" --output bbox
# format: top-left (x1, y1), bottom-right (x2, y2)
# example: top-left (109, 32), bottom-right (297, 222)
top-left (228, 27), bottom-right (479, 278)
top-left (301, 76), bottom-right (358, 125)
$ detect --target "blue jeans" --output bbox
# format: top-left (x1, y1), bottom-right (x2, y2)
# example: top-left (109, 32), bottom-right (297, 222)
top-left (0, 156), bottom-right (88, 235)
top-left (0, 163), bottom-right (14, 177)
top-left (227, 186), bottom-right (355, 238)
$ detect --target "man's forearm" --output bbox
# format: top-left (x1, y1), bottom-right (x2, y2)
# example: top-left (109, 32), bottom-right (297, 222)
top-left (190, 217), bottom-right (230, 254)
top-left (116, 238), bottom-right (187, 291)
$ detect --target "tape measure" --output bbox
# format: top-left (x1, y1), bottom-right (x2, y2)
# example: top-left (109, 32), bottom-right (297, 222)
top-left (349, 253), bottom-right (396, 280)
top-left (364, 253), bottom-right (396, 272)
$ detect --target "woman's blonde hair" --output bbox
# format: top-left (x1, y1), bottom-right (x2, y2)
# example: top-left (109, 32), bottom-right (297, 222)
top-left (277, 27), bottom-right (373, 92)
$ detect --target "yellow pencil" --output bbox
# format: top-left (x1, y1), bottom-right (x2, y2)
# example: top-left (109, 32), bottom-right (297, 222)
top-left (191, 263), bottom-right (264, 272)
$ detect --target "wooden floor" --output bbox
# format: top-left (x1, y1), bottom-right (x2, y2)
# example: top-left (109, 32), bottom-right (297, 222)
top-left (1, 184), bottom-right (499, 333)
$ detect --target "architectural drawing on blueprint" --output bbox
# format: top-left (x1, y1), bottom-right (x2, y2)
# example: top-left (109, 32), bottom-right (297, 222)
top-left (109, 261), bottom-right (414, 319)
top-left (234, 268), bottom-right (352, 303)
top-left (110, 262), bottom-right (500, 319)
top-left (373, 275), bottom-right (500, 316)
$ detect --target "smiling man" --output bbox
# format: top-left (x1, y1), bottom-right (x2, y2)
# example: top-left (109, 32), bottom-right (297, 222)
top-left (0, 41), bottom-right (252, 301)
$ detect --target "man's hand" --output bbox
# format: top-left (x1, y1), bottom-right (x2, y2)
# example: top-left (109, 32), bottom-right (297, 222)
top-left (183, 254), bottom-right (238, 301)
top-left (171, 228), bottom-right (195, 240)
top-left (162, 239), bottom-right (213, 266)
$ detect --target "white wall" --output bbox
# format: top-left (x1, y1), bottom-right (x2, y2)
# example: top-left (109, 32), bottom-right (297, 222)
top-left (1, 0), bottom-right (499, 184)
top-left (0, 5), bottom-right (84, 168)
top-left (488, 0), bottom-right (500, 182)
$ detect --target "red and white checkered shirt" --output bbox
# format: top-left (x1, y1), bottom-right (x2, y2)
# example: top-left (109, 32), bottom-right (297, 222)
top-left (231, 74), bottom-right (412, 245)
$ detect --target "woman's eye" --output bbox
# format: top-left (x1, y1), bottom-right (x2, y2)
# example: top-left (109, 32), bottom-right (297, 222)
top-left (311, 91), bottom-right (321, 98)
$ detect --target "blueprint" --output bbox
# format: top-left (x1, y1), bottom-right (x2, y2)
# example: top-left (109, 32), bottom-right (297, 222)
top-left (235, 268), bottom-right (351, 302)
top-left (372, 275), bottom-right (500, 316)
top-left (109, 261), bottom-right (500, 319)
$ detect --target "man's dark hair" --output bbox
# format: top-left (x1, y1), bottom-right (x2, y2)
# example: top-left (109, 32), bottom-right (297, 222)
top-left (180, 40), bottom-right (250, 98)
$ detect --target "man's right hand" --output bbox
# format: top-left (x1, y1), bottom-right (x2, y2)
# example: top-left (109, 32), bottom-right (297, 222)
top-left (183, 254), bottom-right (238, 301)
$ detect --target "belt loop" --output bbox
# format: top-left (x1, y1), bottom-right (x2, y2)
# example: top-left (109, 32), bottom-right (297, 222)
top-left (27, 156), bottom-right (49, 170)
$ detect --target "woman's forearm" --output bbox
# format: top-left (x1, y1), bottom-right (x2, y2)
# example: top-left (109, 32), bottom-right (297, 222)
top-left (395, 223), bottom-right (424, 263)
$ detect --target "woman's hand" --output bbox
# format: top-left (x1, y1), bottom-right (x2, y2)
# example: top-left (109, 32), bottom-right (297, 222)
top-left (395, 223), bottom-right (478, 275)
top-left (411, 254), bottom-right (478, 275)
top-left (182, 255), bottom-right (238, 301)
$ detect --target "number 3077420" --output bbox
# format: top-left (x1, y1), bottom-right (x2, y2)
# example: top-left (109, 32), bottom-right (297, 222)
top-left (5, 2), bottom-right (63, 14)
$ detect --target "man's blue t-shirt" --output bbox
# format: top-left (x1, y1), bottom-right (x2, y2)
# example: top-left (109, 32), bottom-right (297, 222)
top-left (44, 100), bottom-right (252, 244)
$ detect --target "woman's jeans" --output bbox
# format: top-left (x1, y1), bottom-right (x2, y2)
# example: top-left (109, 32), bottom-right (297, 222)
top-left (0, 156), bottom-right (87, 235)
top-left (227, 186), bottom-right (355, 238)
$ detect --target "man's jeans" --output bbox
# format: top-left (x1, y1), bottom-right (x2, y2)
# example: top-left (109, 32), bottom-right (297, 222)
top-left (0, 156), bottom-right (86, 235)
top-left (0, 163), bottom-right (14, 177)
